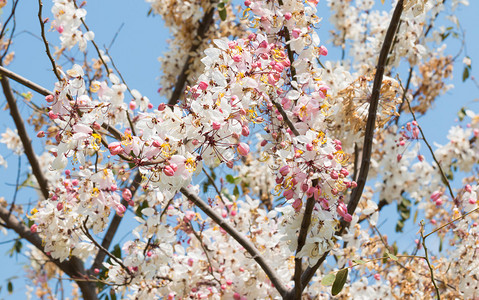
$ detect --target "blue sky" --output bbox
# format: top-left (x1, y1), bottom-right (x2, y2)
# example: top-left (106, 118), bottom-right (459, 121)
top-left (0, 0), bottom-right (477, 298)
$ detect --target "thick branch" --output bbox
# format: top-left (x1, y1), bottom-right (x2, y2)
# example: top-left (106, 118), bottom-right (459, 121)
top-left (0, 206), bottom-right (98, 300)
top-left (168, 6), bottom-right (215, 105)
top-left (0, 65), bottom-right (53, 96)
top-left (297, 0), bottom-right (405, 290)
top-left (0, 71), bottom-right (49, 199)
top-left (346, 0), bottom-right (404, 219)
top-left (180, 187), bottom-right (288, 297)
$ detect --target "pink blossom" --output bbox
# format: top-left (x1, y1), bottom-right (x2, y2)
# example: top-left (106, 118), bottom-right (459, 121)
top-left (198, 81), bottom-right (208, 91)
top-left (163, 165), bottom-right (175, 176)
top-left (108, 142), bottom-right (124, 155)
top-left (237, 142), bottom-right (249, 156)
top-left (279, 165), bottom-right (290, 176)
top-left (122, 188), bottom-right (132, 201)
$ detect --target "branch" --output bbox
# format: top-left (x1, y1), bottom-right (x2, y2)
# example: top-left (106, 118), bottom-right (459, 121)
top-left (420, 222), bottom-right (441, 299)
top-left (89, 171), bottom-right (142, 273)
top-left (346, 0), bottom-right (404, 220)
top-left (0, 205), bottom-right (98, 300)
top-left (291, 194), bottom-right (316, 299)
top-left (0, 65), bottom-right (53, 96)
top-left (297, 0), bottom-right (405, 289)
top-left (38, 0), bottom-right (62, 81)
top-left (0, 68), bottom-right (50, 199)
top-left (168, 6), bottom-right (215, 105)
top-left (272, 100), bottom-right (300, 136)
top-left (180, 186), bottom-right (289, 297)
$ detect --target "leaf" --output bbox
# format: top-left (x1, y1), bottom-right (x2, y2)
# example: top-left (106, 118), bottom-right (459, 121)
top-left (352, 259), bottom-right (366, 265)
top-left (233, 185), bottom-right (240, 198)
top-left (332, 268), bottom-right (348, 296)
top-left (321, 273), bottom-right (336, 286)
top-left (7, 281), bottom-right (13, 294)
top-left (218, 2), bottom-right (227, 21)
top-left (463, 67), bottom-right (470, 82)
top-left (458, 107), bottom-right (467, 121)
top-left (439, 236), bottom-right (443, 252)
top-left (386, 251), bottom-right (398, 261)
top-left (225, 174), bottom-right (235, 184)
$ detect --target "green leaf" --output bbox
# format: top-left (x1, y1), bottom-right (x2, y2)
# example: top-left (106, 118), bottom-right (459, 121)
top-left (218, 2), bottom-right (227, 21)
top-left (225, 174), bottom-right (235, 184)
top-left (7, 281), bottom-right (13, 294)
top-left (458, 107), bottom-right (467, 121)
top-left (352, 259), bottom-right (366, 265)
top-left (233, 185), bottom-right (240, 198)
top-left (331, 268), bottom-right (348, 296)
top-left (395, 220), bottom-right (404, 233)
top-left (386, 251), bottom-right (398, 261)
top-left (112, 244), bottom-right (122, 260)
top-left (382, 252), bottom-right (389, 264)
top-left (463, 67), bottom-right (470, 82)
top-left (321, 273), bottom-right (336, 286)
top-left (439, 236), bottom-right (443, 252)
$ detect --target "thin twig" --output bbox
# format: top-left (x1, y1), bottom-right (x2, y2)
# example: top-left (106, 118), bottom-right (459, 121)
top-left (420, 222), bottom-right (441, 299)
top-left (202, 168), bottom-right (229, 211)
top-left (272, 100), bottom-right (300, 136)
top-left (425, 206), bottom-right (479, 239)
top-left (403, 96), bottom-right (455, 200)
top-left (180, 186), bottom-right (288, 297)
top-left (38, 0), bottom-right (62, 81)
top-left (81, 217), bottom-right (133, 278)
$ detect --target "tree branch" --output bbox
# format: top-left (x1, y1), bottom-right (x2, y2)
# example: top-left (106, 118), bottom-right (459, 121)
top-left (0, 205), bottom-right (98, 300)
top-left (168, 6), bottom-right (215, 105)
top-left (0, 68), bottom-right (50, 199)
top-left (180, 186), bottom-right (289, 298)
top-left (296, 0), bottom-right (405, 290)
top-left (89, 171), bottom-right (142, 273)
top-left (0, 65), bottom-right (53, 96)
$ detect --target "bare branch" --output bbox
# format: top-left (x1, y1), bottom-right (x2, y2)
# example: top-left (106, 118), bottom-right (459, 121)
top-left (296, 0), bottom-right (405, 289)
top-left (0, 65), bottom-right (53, 96)
top-left (0, 69), bottom-right (50, 199)
top-left (168, 6), bottom-right (215, 105)
top-left (38, 0), bottom-right (62, 81)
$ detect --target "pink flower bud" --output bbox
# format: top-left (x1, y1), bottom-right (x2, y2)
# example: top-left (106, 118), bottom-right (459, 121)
top-left (292, 28), bottom-right (301, 39)
top-left (212, 122), bottom-right (221, 130)
top-left (108, 142), bottom-right (123, 156)
top-left (45, 95), bottom-right (54, 103)
top-left (244, 0), bottom-right (251, 6)
top-left (30, 224), bottom-right (38, 233)
top-left (48, 111), bottom-right (58, 120)
top-left (283, 189), bottom-right (294, 199)
top-left (116, 204), bottom-right (126, 216)
top-left (57, 25), bottom-right (64, 33)
top-left (232, 55), bottom-right (242, 62)
top-left (465, 184), bottom-right (472, 193)
top-left (237, 142), bottom-right (250, 156)
top-left (374, 274), bottom-right (380, 281)
top-left (241, 126), bottom-right (250, 137)
top-left (279, 165), bottom-right (290, 176)
top-left (37, 131), bottom-right (45, 138)
top-left (163, 165), bottom-right (175, 176)
top-left (198, 81), bottom-right (208, 91)
top-left (284, 12), bottom-right (292, 20)
top-left (340, 168), bottom-right (349, 177)
top-left (92, 122), bottom-right (101, 130)
top-left (412, 127), bottom-right (420, 139)
top-left (292, 198), bottom-right (302, 211)
top-left (397, 154), bottom-right (402, 162)
top-left (57, 202), bottom-right (63, 211)
top-left (148, 103), bottom-right (153, 109)
top-left (94, 268), bottom-right (100, 274)
top-left (430, 191), bottom-right (442, 201)
top-left (122, 188), bottom-right (132, 201)
top-left (318, 45), bottom-right (328, 56)
top-left (330, 171), bottom-right (339, 180)
top-left (129, 101), bottom-right (136, 110)
top-left (158, 103), bottom-right (166, 111)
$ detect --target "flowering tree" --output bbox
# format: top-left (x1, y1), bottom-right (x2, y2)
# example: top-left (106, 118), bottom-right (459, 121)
top-left (0, 0), bottom-right (477, 299)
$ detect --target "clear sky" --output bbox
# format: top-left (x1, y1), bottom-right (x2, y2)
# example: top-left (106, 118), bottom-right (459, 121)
top-left (0, 0), bottom-right (477, 298)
